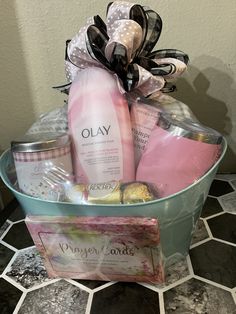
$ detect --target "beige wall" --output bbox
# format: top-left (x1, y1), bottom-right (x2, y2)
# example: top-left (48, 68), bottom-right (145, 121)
top-left (0, 0), bottom-right (235, 172)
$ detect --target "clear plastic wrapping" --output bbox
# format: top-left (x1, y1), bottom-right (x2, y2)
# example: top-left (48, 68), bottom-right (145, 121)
top-left (43, 165), bottom-right (159, 204)
top-left (26, 103), bottom-right (68, 135)
top-left (149, 92), bottom-right (198, 121)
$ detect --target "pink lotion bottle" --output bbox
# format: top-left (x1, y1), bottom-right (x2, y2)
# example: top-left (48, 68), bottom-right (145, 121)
top-left (68, 67), bottom-right (135, 184)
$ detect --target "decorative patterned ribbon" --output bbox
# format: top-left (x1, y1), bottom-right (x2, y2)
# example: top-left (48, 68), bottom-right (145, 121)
top-left (55, 1), bottom-right (189, 97)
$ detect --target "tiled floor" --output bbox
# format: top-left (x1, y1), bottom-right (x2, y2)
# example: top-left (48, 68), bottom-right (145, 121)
top-left (0, 175), bottom-right (236, 313)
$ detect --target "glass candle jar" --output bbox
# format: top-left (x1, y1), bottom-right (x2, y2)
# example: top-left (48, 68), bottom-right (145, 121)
top-left (11, 132), bottom-right (73, 200)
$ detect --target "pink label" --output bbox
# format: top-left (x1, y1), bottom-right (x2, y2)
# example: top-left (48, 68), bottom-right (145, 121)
top-left (131, 102), bottom-right (160, 168)
top-left (73, 100), bottom-right (123, 183)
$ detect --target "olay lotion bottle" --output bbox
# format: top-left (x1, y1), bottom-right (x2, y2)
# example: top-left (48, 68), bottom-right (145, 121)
top-left (68, 67), bottom-right (135, 183)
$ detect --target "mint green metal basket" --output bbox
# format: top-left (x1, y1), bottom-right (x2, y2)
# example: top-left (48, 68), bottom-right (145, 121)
top-left (0, 139), bottom-right (227, 261)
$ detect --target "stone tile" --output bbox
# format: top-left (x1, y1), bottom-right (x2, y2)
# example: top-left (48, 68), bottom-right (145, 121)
top-left (190, 240), bottom-right (236, 288)
top-left (201, 197), bottom-right (223, 218)
top-left (2, 221), bottom-right (34, 249)
top-left (0, 243), bottom-right (15, 274)
top-left (209, 180), bottom-right (234, 197)
top-left (164, 278), bottom-right (236, 314)
top-left (8, 205), bottom-right (26, 222)
top-left (18, 280), bottom-right (88, 314)
top-left (162, 258), bottom-right (190, 287)
top-left (0, 198), bottom-right (19, 227)
top-left (191, 219), bottom-right (209, 245)
top-left (0, 221), bottom-right (10, 237)
top-left (6, 247), bottom-right (49, 289)
top-left (208, 213), bottom-right (236, 244)
top-left (216, 174), bottom-right (236, 181)
top-left (0, 278), bottom-right (22, 313)
top-left (150, 257), bottom-right (190, 289)
top-left (220, 192), bottom-right (236, 213)
top-left (91, 282), bottom-right (160, 314)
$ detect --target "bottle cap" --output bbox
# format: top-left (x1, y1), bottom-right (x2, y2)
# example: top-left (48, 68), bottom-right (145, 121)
top-left (11, 132), bottom-right (70, 152)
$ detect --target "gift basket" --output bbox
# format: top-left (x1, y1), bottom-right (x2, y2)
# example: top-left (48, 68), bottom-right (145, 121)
top-left (0, 1), bottom-right (227, 284)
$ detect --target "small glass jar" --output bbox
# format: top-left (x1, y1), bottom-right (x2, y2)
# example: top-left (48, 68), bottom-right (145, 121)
top-left (11, 132), bottom-right (73, 200)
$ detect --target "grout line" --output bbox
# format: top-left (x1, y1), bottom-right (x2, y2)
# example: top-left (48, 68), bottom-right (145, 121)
top-left (202, 218), bottom-right (211, 237)
top-left (186, 255), bottom-right (194, 276)
top-left (203, 219), bottom-right (213, 238)
top-left (65, 279), bottom-right (92, 293)
top-left (1, 251), bottom-right (18, 276)
top-left (92, 281), bottom-right (116, 293)
top-left (213, 178), bottom-right (229, 182)
top-left (136, 283), bottom-right (164, 311)
top-left (190, 237), bottom-right (211, 249)
top-left (212, 237), bottom-right (236, 247)
top-left (193, 275), bottom-right (233, 292)
top-left (159, 291), bottom-right (166, 314)
top-left (11, 219), bottom-right (26, 225)
top-left (162, 275), bottom-right (193, 293)
top-left (218, 191), bottom-right (236, 199)
top-left (232, 288), bottom-right (236, 305)
top-left (204, 211), bottom-right (226, 220)
top-left (0, 239), bottom-right (18, 252)
top-left (218, 191), bottom-right (236, 211)
top-left (0, 221), bottom-right (13, 239)
top-left (214, 176), bottom-right (236, 181)
top-left (85, 291), bottom-right (94, 314)
top-left (1, 274), bottom-right (26, 293)
top-left (17, 245), bottom-right (36, 252)
top-left (138, 282), bottom-right (163, 293)
top-left (146, 274), bottom-right (193, 293)
top-left (232, 294), bottom-right (236, 306)
top-left (139, 256), bottom-right (194, 293)
top-left (229, 181), bottom-right (236, 190)
top-left (206, 195), bottom-right (218, 199)
top-left (13, 291), bottom-right (27, 314)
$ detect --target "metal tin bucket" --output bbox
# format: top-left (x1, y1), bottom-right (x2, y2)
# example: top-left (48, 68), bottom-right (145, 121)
top-left (0, 138), bottom-right (227, 262)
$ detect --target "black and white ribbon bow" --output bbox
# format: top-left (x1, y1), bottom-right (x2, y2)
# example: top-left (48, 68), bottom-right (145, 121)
top-left (56, 1), bottom-right (189, 96)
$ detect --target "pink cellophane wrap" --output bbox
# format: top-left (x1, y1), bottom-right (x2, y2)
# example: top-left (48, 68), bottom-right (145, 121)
top-left (136, 125), bottom-right (221, 197)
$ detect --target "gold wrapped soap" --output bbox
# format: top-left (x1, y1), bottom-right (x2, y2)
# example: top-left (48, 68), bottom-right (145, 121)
top-left (121, 182), bottom-right (158, 204)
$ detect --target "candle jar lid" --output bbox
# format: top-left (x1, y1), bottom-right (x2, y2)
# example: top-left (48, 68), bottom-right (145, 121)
top-left (157, 113), bottom-right (222, 144)
top-left (11, 132), bottom-right (70, 153)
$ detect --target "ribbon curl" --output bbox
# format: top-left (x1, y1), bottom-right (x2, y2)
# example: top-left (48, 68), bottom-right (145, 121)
top-left (56, 1), bottom-right (189, 97)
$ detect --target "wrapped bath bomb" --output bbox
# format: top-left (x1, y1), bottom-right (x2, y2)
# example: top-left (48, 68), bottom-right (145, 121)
top-left (66, 181), bottom-right (159, 205)
top-left (121, 182), bottom-right (158, 204)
